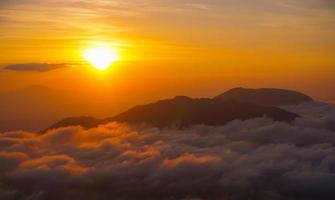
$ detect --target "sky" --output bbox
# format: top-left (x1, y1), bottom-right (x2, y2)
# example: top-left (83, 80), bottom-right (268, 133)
top-left (0, 0), bottom-right (334, 131)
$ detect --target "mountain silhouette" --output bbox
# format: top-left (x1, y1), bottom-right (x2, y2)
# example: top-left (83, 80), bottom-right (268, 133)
top-left (214, 87), bottom-right (312, 106)
top-left (47, 116), bottom-right (108, 131)
top-left (110, 96), bottom-right (299, 127)
top-left (45, 87), bottom-right (309, 131)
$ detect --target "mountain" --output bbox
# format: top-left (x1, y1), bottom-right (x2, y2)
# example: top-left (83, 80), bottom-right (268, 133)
top-left (110, 96), bottom-right (299, 128)
top-left (46, 116), bottom-right (107, 131)
top-left (46, 87), bottom-right (308, 131)
top-left (214, 88), bottom-right (313, 106)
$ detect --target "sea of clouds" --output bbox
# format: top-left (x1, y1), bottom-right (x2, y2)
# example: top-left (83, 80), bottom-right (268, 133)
top-left (0, 102), bottom-right (335, 200)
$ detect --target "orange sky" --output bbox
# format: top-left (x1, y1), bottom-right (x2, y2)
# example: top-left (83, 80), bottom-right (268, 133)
top-left (0, 0), bottom-right (334, 103)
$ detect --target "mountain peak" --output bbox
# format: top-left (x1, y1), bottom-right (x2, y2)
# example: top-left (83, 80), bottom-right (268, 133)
top-left (214, 87), bottom-right (312, 106)
top-left (45, 116), bottom-right (105, 132)
top-left (172, 96), bottom-right (193, 101)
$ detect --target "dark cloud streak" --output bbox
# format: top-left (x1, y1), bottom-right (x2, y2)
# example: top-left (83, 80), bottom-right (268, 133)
top-left (4, 63), bottom-right (69, 72)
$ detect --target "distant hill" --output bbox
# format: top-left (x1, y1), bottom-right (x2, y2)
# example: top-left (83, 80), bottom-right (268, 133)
top-left (45, 116), bottom-right (107, 131)
top-left (214, 88), bottom-right (313, 106)
top-left (45, 87), bottom-right (309, 131)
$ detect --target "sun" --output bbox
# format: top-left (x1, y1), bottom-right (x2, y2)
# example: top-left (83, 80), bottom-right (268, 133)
top-left (83, 47), bottom-right (119, 70)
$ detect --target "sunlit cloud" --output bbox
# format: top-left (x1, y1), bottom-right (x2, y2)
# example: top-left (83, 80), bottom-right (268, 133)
top-left (0, 102), bottom-right (335, 199)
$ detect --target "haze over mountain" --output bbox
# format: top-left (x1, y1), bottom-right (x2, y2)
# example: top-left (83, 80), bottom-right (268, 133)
top-left (0, 86), bottom-right (79, 132)
top-left (0, 85), bottom-right (136, 132)
top-left (47, 88), bottom-right (310, 131)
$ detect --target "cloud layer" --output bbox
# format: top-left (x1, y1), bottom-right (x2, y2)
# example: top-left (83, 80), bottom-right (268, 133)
top-left (0, 102), bottom-right (335, 200)
top-left (4, 63), bottom-right (68, 72)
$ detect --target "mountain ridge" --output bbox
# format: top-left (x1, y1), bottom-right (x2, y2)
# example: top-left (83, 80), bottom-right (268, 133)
top-left (214, 87), bottom-right (312, 106)
top-left (44, 87), bottom-right (312, 131)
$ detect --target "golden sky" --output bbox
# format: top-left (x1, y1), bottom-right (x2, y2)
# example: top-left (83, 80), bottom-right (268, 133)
top-left (0, 0), bottom-right (334, 102)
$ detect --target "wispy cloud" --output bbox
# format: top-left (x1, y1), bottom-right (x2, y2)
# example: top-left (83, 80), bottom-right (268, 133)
top-left (185, 3), bottom-right (210, 10)
top-left (272, 0), bottom-right (335, 11)
top-left (0, 0), bottom-right (334, 69)
top-left (4, 63), bottom-right (69, 72)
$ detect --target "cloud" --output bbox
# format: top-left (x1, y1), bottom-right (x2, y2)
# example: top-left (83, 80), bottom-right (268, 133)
top-left (273, 0), bottom-right (335, 10)
top-left (185, 3), bottom-right (210, 10)
top-left (0, 102), bottom-right (335, 199)
top-left (4, 63), bottom-right (69, 72)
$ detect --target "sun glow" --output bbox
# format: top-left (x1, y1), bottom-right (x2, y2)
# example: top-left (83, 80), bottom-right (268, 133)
top-left (83, 47), bottom-right (120, 70)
